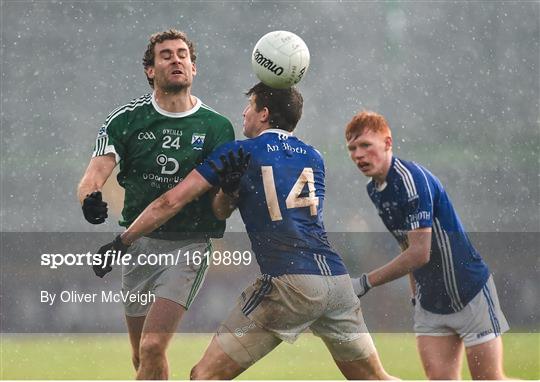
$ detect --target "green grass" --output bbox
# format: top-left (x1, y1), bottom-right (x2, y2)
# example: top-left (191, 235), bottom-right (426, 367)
top-left (1, 333), bottom-right (538, 380)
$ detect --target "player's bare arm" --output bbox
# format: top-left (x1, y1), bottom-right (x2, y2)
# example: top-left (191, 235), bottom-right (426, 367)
top-left (370, 227), bottom-right (431, 286)
top-left (408, 273), bottom-right (417, 304)
top-left (120, 169), bottom-right (212, 245)
top-left (93, 148), bottom-right (247, 280)
top-left (352, 227), bottom-right (431, 297)
top-left (78, 154), bottom-right (116, 224)
top-left (211, 190), bottom-right (238, 220)
top-left (77, 154), bottom-right (116, 204)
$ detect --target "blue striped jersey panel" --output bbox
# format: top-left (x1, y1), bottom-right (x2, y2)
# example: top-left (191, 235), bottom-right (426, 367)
top-left (367, 156), bottom-right (489, 314)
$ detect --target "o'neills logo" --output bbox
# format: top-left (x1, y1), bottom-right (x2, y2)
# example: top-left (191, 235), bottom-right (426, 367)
top-left (253, 49), bottom-right (284, 76)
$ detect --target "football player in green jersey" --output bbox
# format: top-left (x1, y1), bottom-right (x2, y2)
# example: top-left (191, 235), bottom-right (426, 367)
top-left (77, 29), bottom-right (234, 379)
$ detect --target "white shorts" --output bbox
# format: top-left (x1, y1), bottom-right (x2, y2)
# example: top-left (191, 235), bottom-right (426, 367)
top-left (216, 274), bottom-right (376, 368)
top-left (122, 237), bottom-right (210, 317)
top-left (414, 275), bottom-right (509, 347)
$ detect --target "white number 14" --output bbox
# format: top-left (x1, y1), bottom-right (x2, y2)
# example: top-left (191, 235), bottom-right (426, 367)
top-left (261, 166), bottom-right (319, 222)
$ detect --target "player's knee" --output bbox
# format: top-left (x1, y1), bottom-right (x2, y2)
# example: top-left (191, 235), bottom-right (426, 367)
top-left (131, 353), bottom-right (140, 370)
top-left (425, 368), bottom-right (459, 380)
top-left (472, 372), bottom-right (504, 380)
top-left (139, 336), bottom-right (166, 361)
top-left (190, 363), bottom-right (214, 380)
top-left (471, 367), bottom-right (506, 380)
top-left (191, 361), bottom-right (230, 380)
top-left (190, 364), bottom-right (199, 380)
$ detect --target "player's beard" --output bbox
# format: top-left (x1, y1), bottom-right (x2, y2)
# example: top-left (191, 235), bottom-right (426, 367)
top-left (162, 82), bottom-right (189, 94)
top-left (155, 72), bottom-right (191, 94)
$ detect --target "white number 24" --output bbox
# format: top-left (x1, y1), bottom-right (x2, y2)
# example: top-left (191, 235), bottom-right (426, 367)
top-left (261, 166), bottom-right (319, 221)
top-left (162, 135), bottom-right (181, 149)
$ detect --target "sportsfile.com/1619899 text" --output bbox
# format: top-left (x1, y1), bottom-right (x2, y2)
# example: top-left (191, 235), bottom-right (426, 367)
top-left (40, 250), bottom-right (253, 269)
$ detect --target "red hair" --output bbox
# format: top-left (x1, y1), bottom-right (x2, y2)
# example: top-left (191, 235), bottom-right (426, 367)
top-left (345, 111), bottom-right (392, 141)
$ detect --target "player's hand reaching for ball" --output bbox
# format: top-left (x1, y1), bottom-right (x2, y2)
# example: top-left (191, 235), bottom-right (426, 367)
top-left (82, 191), bottom-right (108, 224)
top-left (209, 147), bottom-right (251, 198)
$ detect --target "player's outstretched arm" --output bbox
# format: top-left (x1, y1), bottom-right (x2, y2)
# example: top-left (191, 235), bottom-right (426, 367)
top-left (208, 147), bottom-right (250, 220)
top-left (120, 169), bottom-right (213, 245)
top-left (78, 155), bottom-right (116, 224)
top-left (211, 190), bottom-right (238, 220)
top-left (352, 227), bottom-right (432, 297)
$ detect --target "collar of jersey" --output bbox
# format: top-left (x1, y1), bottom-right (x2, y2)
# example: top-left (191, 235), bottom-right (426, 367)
top-left (370, 156), bottom-right (397, 192)
top-left (151, 92), bottom-right (202, 118)
top-left (258, 128), bottom-right (293, 137)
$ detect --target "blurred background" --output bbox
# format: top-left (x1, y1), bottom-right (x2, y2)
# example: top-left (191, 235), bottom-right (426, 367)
top-left (1, 2), bottom-right (538, 334)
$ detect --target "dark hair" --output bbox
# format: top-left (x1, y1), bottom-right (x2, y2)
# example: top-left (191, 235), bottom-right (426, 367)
top-left (142, 29), bottom-right (196, 88)
top-left (245, 82), bottom-right (303, 132)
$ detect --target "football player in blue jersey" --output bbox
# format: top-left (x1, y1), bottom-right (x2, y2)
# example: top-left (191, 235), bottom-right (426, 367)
top-left (346, 111), bottom-right (510, 380)
top-left (99, 83), bottom-right (396, 380)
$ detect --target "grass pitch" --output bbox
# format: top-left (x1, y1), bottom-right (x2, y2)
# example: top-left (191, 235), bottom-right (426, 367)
top-left (1, 333), bottom-right (538, 380)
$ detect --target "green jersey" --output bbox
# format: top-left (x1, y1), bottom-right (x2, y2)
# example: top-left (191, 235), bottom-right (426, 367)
top-left (93, 93), bottom-right (235, 239)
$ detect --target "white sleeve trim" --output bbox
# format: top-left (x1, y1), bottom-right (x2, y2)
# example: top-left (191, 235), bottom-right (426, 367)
top-left (92, 144), bottom-right (120, 163)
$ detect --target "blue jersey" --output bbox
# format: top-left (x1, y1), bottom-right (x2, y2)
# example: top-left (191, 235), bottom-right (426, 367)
top-left (197, 129), bottom-right (348, 277)
top-left (367, 157), bottom-right (489, 314)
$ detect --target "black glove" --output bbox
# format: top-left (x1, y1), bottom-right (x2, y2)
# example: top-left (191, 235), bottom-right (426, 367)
top-left (209, 147), bottom-right (251, 197)
top-left (93, 235), bottom-right (129, 278)
top-left (82, 191), bottom-right (108, 224)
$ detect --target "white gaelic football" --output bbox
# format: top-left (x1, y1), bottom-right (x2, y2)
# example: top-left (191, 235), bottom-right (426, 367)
top-left (251, 31), bottom-right (310, 89)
